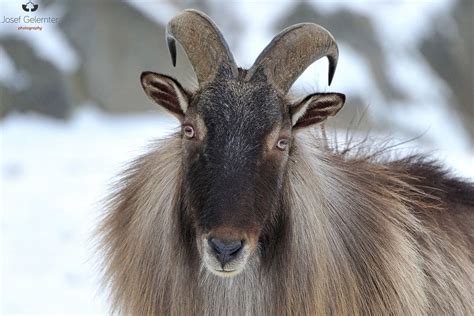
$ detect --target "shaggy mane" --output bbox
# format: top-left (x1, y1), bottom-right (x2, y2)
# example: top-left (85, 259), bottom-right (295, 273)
top-left (97, 130), bottom-right (473, 315)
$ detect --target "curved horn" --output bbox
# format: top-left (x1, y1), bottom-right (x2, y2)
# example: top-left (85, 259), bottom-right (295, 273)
top-left (166, 9), bottom-right (238, 85)
top-left (246, 23), bottom-right (339, 94)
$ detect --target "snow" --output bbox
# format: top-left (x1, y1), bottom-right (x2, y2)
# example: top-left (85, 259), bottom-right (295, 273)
top-left (314, 0), bottom-right (455, 47)
top-left (125, 0), bottom-right (179, 25)
top-left (0, 47), bottom-right (15, 84)
top-left (1, 107), bottom-right (176, 314)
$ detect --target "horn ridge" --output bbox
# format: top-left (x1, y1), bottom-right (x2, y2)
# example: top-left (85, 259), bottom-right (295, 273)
top-left (166, 9), bottom-right (238, 85)
top-left (246, 23), bottom-right (339, 94)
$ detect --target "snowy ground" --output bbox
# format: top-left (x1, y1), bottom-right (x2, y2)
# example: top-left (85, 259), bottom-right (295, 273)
top-left (1, 108), bottom-right (176, 314)
top-left (1, 106), bottom-right (472, 314)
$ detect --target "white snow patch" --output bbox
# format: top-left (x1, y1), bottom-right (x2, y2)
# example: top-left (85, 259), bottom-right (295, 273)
top-left (0, 47), bottom-right (16, 83)
top-left (313, 0), bottom-right (455, 47)
top-left (125, 0), bottom-right (179, 25)
top-left (1, 106), bottom-right (176, 314)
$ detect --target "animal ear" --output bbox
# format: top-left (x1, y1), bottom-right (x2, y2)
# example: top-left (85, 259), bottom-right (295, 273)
top-left (291, 93), bottom-right (345, 130)
top-left (140, 71), bottom-right (189, 121)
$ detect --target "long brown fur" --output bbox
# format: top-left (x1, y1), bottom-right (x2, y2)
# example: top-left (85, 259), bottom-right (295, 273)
top-left (97, 131), bottom-right (473, 315)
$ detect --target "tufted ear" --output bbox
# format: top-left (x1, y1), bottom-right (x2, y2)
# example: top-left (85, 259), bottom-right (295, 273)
top-left (291, 92), bottom-right (345, 130)
top-left (140, 71), bottom-right (189, 121)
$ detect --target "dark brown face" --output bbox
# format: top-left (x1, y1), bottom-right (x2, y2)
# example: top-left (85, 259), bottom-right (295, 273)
top-left (140, 69), bottom-right (345, 277)
top-left (180, 76), bottom-right (292, 276)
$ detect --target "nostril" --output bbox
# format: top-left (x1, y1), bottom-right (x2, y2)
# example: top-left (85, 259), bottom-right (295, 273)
top-left (228, 243), bottom-right (243, 256)
top-left (208, 238), bottom-right (243, 254)
top-left (208, 238), bottom-right (244, 265)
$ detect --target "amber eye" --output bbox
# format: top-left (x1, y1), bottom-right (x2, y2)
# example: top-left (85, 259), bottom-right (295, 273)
top-left (183, 125), bottom-right (195, 139)
top-left (276, 138), bottom-right (289, 151)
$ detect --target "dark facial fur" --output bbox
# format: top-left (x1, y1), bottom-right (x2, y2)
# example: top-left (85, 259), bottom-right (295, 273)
top-left (181, 71), bottom-right (291, 250)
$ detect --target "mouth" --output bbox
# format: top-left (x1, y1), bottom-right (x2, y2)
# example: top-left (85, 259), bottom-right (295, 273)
top-left (204, 259), bottom-right (246, 277)
top-left (211, 268), bottom-right (240, 277)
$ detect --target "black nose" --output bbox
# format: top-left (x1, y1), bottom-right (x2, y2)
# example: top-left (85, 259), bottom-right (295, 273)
top-left (208, 238), bottom-right (243, 266)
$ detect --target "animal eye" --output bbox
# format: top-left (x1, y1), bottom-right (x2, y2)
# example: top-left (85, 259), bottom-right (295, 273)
top-left (183, 125), bottom-right (195, 139)
top-left (276, 138), bottom-right (289, 151)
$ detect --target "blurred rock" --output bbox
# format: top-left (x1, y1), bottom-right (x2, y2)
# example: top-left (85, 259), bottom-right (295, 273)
top-left (59, 1), bottom-right (192, 113)
top-left (420, 0), bottom-right (473, 141)
top-left (0, 37), bottom-right (72, 119)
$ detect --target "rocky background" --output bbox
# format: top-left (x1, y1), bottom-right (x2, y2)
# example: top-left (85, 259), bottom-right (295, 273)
top-left (0, 0), bottom-right (472, 141)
